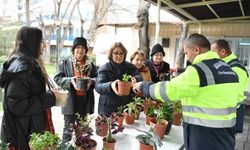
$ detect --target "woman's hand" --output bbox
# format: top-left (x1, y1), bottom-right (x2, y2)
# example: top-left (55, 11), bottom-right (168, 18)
top-left (87, 80), bottom-right (93, 90)
top-left (130, 76), bottom-right (137, 85)
top-left (132, 82), bottom-right (142, 95)
top-left (111, 79), bottom-right (123, 96)
top-left (71, 76), bottom-right (79, 90)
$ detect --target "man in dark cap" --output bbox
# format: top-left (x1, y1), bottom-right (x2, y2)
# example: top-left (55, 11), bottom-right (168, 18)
top-left (54, 37), bottom-right (97, 142)
top-left (144, 43), bottom-right (170, 82)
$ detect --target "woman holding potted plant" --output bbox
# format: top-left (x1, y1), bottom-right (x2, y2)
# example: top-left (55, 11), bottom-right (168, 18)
top-left (95, 42), bottom-right (142, 116)
top-left (54, 37), bottom-right (97, 142)
top-left (0, 26), bottom-right (61, 150)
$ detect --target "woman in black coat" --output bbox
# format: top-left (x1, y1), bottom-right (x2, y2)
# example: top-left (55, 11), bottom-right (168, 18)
top-left (54, 37), bottom-right (97, 142)
top-left (0, 26), bottom-right (59, 150)
top-left (95, 42), bottom-right (142, 116)
top-left (145, 43), bottom-right (170, 82)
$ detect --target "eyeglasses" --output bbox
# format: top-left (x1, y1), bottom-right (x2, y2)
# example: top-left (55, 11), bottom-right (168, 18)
top-left (113, 52), bottom-right (124, 56)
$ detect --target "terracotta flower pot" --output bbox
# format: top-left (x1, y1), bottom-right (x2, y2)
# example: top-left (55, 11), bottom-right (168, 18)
top-left (139, 142), bottom-right (153, 150)
top-left (143, 100), bottom-right (157, 114)
top-left (117, 81), bottom-right (131, 95)
top-left (96, 123), bottom-right (108, 136)
top-left (150, 119), bottom-right (168, 139)
top-left (116, 115), bottom-right (124, 127)
top-left (76, 139), bottom-right (97, 150)
top-left (146, 115), bottom-right (155, 125)
top-left (103, 137), bottom-right (116, 150)
top-left (124, 112), bottom-right (135, 124)
top-left (173, 112), bottom-right (183, 126)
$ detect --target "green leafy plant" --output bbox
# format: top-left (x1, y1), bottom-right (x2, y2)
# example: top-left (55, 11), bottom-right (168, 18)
top-left (115, 105), bottom-right (124, 116)
top-left (173, 100), bottom-right (182, 114)
top-left (122, 73), bottom-right (131, 82)
top-left (124, 101), bottom-right (139, 117)
top-left (155, 101), bottom-right (173, 124)
top-left (29, 131), bottom-right (61, 150)
top-left (146, 106), bottom-right (156, 117)
top-left (136, 127), bottom-right (163, 150)
top-left (0, 141), bottom-right (9, 150)
top-left (133, 96), bottom-right (144, 111)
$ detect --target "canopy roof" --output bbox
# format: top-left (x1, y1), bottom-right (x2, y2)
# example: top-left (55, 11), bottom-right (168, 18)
top-left (147, 0), bottom-right (250, 23)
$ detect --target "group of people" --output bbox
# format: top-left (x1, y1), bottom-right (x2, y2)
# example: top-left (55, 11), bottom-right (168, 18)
top-left (0, 26), bottom-right (248, 150)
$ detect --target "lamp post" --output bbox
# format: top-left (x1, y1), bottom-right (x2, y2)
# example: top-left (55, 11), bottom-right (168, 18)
top-left (3, 35), bottom-right (6, 52)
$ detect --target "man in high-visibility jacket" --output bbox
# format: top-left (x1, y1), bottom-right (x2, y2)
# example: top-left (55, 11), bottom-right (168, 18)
top-left (211, 39), bottom-right (249, 134)
top-left (133, 33), bottom-right (241, 150)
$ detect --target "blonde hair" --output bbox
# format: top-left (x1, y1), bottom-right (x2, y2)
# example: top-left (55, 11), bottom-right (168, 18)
top-left (130, 50), bottom-right (145, 62)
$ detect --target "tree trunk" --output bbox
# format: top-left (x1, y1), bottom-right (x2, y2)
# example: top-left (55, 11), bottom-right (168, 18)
top-left (175, 22), bottom-right (189, 71)
top-left (25, 0), bottom-right (30, 26)
top-left (87, 0), bottom-right (113, 43)
top-left (137, 0), bottom-right (150, 59)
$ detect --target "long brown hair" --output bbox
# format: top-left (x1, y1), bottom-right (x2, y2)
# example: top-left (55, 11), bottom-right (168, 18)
top-left (9, 26), bottom-right (48, 83)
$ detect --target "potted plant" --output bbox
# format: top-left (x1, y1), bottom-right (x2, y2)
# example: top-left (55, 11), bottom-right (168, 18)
top-left (29, 131), bottom-right (61, 150)
top-left (161, 101), bottom-right (174, 135)
top-left (117, 73), bottom-right (132, 95)
top-left (69, 113), bottom-right (97, 150)
top-left (149, 105), bottom-right (168, 139)
top-left (115, 106), bottom-right (124, 127)
top-left (143, 98), bottom-right (157, 114)
top-left (172, 100), bottom-right (183, 126)
top-left (102, 114), bottom-right (124, 150)
top-left (73, 57), bottom-right (92, 93)
top-left (123, 101), bottom-right (139, 124)
top-left (135, 127), bottom-right (162, 150)
top-left (95, 113), bottom-right (108, 136)
top-left (146, 106), bottom-right (156, 125)
top-left (133, 96), bottom-right (144, 119)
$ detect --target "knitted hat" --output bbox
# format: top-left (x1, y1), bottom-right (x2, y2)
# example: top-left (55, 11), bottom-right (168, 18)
top-left (150, 43), bottom-right (165, 57)
top-left (71, 37), bottom-right (88, 53)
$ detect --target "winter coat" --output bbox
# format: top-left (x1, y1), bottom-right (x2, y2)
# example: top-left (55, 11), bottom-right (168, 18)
top-left (0, 53), bottom-right (56, 150)
top-left (95, 60), bottom-right (142, 116)
top-left (54, 56), bottom-right (97, 115)
top-left (145, 60), bottom-right (170, 82)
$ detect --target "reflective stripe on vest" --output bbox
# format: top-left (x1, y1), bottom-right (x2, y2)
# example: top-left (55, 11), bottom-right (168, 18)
top-left (150, 81), bottom-right (170, 101)
top-left (183, 116), bottom-right (236, 128)
top-left (182, 105), bottom-right (236, 116)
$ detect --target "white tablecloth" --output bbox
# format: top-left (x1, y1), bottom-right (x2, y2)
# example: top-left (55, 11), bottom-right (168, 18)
top-left (92, 112), bottom-right (184, 150)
